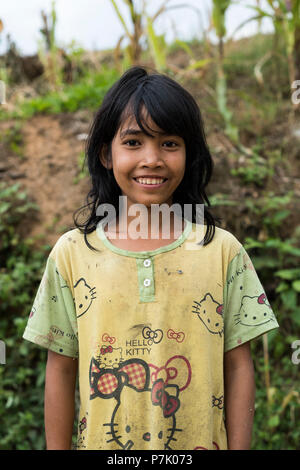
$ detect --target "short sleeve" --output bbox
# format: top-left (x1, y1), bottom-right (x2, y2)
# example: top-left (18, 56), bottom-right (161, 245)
top-left (23, 253), bottom-right (79, 358)
top-left (223, 244), bottom-right (279, 352)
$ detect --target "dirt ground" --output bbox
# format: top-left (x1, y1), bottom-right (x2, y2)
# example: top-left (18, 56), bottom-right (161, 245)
top-left (0, 112), bottom-right (91, 246)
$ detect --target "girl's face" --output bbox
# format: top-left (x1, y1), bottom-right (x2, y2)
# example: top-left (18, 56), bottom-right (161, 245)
top-left (102, 112), bottom-right (186, 210)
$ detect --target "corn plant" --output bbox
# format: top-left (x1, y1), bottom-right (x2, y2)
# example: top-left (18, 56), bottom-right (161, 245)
top-left (212, 0), bottom-right (231, 63)
top-left (109, 0), bottom-right (202, 72)
top-left (38, 1), bottom-right (63, 90)
top-left (146, 15), bottom-right (167, 71)
top-left (110, 0), bottom-right (143, 66)
top-left (235, 0), bottom-right (300, 112)
top-left (110, 0), bottom-right (179, 70)
top-left (211, 0), bottom-right (239, 143)
top-left (0, 18), bottom-right (7, 86)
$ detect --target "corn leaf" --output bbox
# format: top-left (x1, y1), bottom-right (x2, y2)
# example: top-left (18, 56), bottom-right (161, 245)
top-left (146, 16), bottom-right (166, 71)
top-left (212, 0), bottom-right (231, 39)
top-left (110, 0), bottom-right (132, 40)
top-left (186, 58), bottom-right (212, 71)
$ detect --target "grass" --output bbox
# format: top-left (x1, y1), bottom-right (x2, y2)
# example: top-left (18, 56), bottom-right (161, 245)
top-left (0, 66), bottom-right (120, 121)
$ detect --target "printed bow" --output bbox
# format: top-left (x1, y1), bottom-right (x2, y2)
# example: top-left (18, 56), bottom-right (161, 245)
top-left (100, 345), bottom-right (113, 355)
top-left (258, 293), bottom-right (267, 305)
top-left (151, 379), bottom-right (180, 417)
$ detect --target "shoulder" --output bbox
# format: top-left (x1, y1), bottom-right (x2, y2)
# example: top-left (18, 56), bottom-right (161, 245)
top-left (212, 226), bottom-right (242, 250)
top-left (209, 226), bottom-right (243, 266)
top-left (190, 223), bottom-right (242, 255)
top-left (49, 228), bottom-right (86, 260)
top-left (46, 228), bottom-right (92, 285)
top-left (184, 223), bottom-right (244, 269)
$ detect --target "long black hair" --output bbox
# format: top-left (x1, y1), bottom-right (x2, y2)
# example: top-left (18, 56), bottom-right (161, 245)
top-left (73, 66), bottom-right (220, 249)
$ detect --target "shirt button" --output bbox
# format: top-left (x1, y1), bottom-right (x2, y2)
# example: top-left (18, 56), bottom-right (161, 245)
top-left (144, 278), bottom-right (151, 287)
top-left (144, 259), bottom-right (151, 267)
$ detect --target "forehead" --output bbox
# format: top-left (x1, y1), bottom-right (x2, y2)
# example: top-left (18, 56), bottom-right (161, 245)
top-left (117, 105), bottom-right (165, 137)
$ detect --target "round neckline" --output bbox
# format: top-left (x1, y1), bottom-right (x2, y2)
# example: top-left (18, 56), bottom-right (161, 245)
top-left (96, 218), bottom-right (193, 258)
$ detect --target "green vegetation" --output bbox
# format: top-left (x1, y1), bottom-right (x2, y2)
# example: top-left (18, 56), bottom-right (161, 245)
top-left (0, 183), bottom-right (49, 450)
top-left (0, 122), bottom-right (24, 157)
top-left (0, 67), bottom-right (120, 120)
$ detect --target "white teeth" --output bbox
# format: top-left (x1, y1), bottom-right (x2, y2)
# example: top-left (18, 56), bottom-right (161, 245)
top-left (136, 178), bottom-right (165, 185)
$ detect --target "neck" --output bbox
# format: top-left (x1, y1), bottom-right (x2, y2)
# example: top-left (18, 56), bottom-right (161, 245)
top-left (112, 200), bottom-right (185, 241)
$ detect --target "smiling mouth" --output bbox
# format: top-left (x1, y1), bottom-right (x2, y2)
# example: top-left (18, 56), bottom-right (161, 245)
top-left (133, 177), bottom-right (168, 186)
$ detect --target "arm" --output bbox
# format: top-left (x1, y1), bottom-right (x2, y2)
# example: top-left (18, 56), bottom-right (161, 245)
top-left (224, 341), bottom-right (255, 450)
top-left (44, 350), bottom-right (78, 450)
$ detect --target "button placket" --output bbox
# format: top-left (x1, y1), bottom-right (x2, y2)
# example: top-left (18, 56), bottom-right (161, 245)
top-left (136, 257), bottom-right (155, 302)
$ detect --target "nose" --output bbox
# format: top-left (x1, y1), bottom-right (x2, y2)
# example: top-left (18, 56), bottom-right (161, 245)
top-left (140, 142), bottom-right (164, 168)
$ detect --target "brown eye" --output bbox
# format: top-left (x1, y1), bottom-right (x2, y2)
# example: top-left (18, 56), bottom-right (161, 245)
top-left (163, 141), bottom-right (179, 148)
top-left (164, 141), bottom-right (176, 147)
top-left (125, 139), bottom-right (140, 146)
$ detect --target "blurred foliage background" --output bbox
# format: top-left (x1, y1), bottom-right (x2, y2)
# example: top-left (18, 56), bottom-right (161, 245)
top-left (0, 0), bottom-right (300, 450)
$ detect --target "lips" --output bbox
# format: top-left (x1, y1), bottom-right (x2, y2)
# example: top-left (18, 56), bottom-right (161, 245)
top-left (133, 175), bottom-right (168, 179)
top-left (133, 177), bottom-right (168, 187)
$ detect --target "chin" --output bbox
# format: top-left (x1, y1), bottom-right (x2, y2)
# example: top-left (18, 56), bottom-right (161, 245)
top-left (143, 199), bottom-right (167, 208)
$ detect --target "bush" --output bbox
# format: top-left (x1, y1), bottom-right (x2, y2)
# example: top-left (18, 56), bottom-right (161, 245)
top-left (0, 182), bottom-right (50, 450)
top-left (0, 67), bottom-right (120, 121)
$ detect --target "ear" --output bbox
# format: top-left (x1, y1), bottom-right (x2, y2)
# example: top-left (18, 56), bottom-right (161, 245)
top-left (100, 144), bottom-right (113, 170)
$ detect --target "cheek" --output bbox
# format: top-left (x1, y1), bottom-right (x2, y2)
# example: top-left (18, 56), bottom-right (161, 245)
top-left (176, 148), bottom-right (186, 170)
top-left (112, 152), bottom-right (134, 178)
top-left (172, 152), bottom-right (186, 181)
top-left (110, 163), bottom-right (128, 188)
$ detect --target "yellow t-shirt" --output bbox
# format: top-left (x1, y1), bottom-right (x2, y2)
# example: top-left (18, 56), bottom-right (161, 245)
top-left (23, 220), bottom-right (279, 450)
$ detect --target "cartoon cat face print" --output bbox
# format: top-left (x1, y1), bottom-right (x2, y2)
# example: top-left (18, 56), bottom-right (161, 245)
top-left (89, 357), bottom-right (185, 450)
top-left (192, 293), bottom-right (224, 336)
top-left (235, 293), bottom-right (275, 327)
top-left (96, 346), bottom-right (124, 369)
top-left (105, 380), bottom-right (180, 450)
top-left (73, 278), bottom-right (96, 318)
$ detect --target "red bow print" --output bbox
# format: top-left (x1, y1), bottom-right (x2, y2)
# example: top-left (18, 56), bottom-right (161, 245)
top-left (90, 359), bottom-right (149, 399)
top-left (216, 304), bottom-right (223, 315)
top-left (167, 329), bottom-right (185, 343)
top-left (149, 355), bottom-right (192, 392)
top-left (258, 293), bottom-right (267, 305)
top-left (101, 345), bottom-right (113, 355)
top-left (151, 379), bottom-right (180, 417)
top-left (102, 333), bottom-right (116, 344)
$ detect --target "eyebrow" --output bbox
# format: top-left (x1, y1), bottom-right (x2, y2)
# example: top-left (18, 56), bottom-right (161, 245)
top-left (119, 128), bottom-right (170, 139)
top-left (120, 128), bottom-right (144, 139)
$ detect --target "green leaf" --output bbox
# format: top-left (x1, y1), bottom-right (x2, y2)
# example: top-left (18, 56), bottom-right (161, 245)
top-left (5, 395), bottom-right (14, 409)
top-left (281, 290), bottom-right (297, 309)
top-left (291, 309), bottom-right (300, 327)
top-left (275, 268), bottom-right (300, 280)
top-left (146, 16), bottom-right (167, 71)
top-left (276, 281), bottom-right (289, 293)
top-left (268, 415), bottom-right (280, 428)
top-left (186, 59), bottom-right (212, 71)
top-left (174, 39), bottom-right (193, 57)
top-left (292, 280), bottom-right (300, 292)
top-left (212, 0), bottom-right (231, 38)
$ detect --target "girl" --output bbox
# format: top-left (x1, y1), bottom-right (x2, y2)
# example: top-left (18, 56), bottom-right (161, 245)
top-left (23, 66), bottom-right (279, 450)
